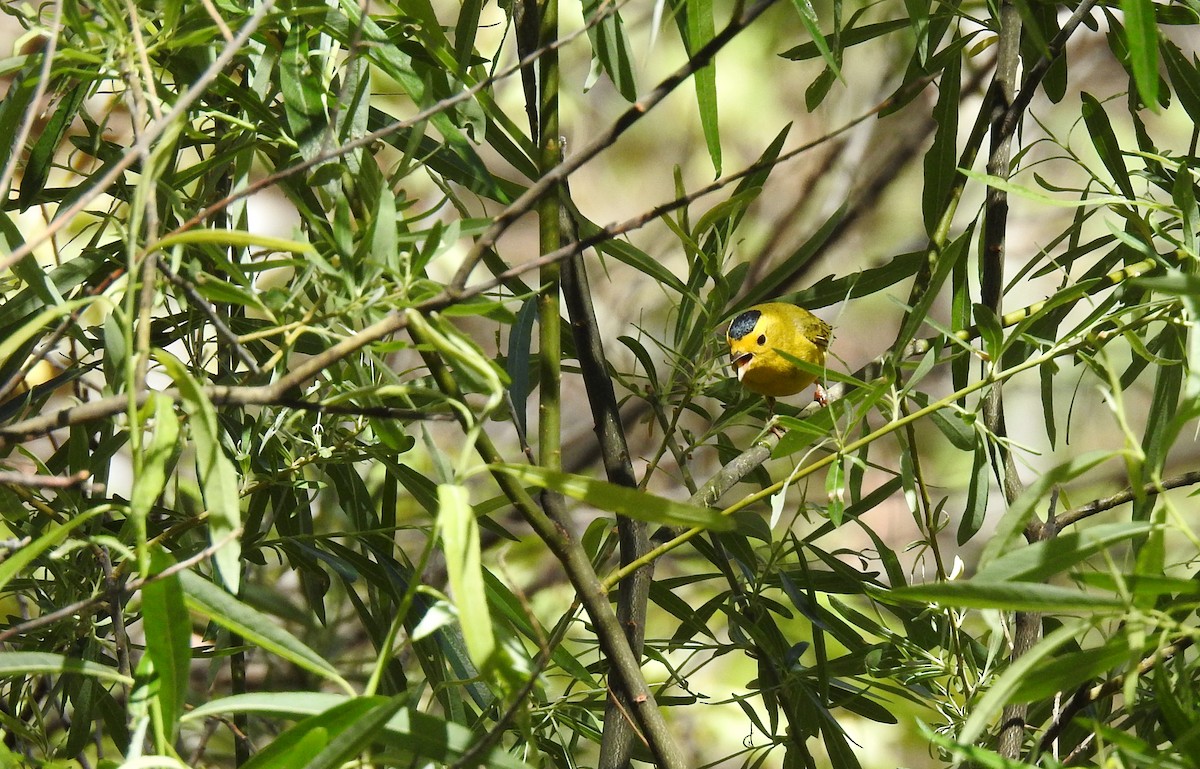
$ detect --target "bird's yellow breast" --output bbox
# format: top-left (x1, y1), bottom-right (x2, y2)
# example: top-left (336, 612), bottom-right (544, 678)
top-left (726, 302), bottom-right (831, 398)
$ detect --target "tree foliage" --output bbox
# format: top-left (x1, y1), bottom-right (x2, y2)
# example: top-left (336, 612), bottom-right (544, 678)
top-left (0, 0), bottom-right (1199, 767)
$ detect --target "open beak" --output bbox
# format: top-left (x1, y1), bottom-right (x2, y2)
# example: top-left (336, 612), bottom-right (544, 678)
top-left (732, 352), bottom-right (753, 381)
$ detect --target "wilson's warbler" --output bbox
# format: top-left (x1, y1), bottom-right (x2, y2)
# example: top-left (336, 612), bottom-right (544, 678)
top-left (727, 302), bottom-right (832, 403)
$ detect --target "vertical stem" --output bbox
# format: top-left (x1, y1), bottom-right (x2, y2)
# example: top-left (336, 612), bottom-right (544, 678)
top-left (559, 201), bottom-right (652, 769)
top-left (983, 0), bottom-right (1036, 760)
top-left (537, 0), bottom-right (561, 474)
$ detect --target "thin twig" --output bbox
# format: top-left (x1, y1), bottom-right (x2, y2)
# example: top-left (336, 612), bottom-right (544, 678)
top-left (0, 470), bottom-right (101, 492)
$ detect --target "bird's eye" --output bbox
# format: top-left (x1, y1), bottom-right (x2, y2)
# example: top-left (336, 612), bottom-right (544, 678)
top-left (757, 334), bottom-right (767, 346)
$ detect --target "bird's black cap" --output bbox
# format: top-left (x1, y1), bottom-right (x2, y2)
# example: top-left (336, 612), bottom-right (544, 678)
top-left (728, 310), bottom-right (762, 341)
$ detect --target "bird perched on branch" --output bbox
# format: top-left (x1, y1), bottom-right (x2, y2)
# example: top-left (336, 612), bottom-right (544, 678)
top-left (727, 302), bottom-right (832, 407)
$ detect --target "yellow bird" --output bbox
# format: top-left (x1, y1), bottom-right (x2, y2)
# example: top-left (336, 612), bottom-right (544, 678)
top-left (726, 302), bottom-right (832, 403)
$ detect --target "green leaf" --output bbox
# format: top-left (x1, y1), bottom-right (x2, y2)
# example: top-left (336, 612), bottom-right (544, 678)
top-left (281, 24), bottom-right (327, 159)
top-left (583, 0), bottom-right (637, 101)
top-left (437, 484), bottom-right (496, 672)
top-left (974, 522), bottom-right (1155, 583)
top-left (957, 436), bottom-right (989, 545)
top-left (18, 84), bottom-right (85, 209)
top-left (491, 464), bottom-right (733, 530)
top-left (0, 64), bottom-right (37, 180)
top-left (151, 229), bottom-right (314, 255)
top-left (779, 19), bottom-right (908, 60)
top-left (131, 394), bottom-right (180, 520)
top-left (0, 652), bottom-right (132, 687)
top-left (923, 53), bottom-right (961, 234)
top-left (682, 0), bottom-right (720, 174)
top-left (1161, 40), bottom-right (1200, 125)
top-left (959, 169), bottom-right (1136, 208)
top-left (1120, 0), bottom-right (1160, 110)
top-left (1081, 93), bottom-right (1135, 198)
top-left (1010, 632), bottom-right (1136, 703)
top-left (142, 548), bottom-right (192, 737)
top-left (0, 298), bottom-right (102, 372)
top-left (506, 297), bottom-right (537, 438)
top-left (155, 350), bottom-right (242, 593)
top-left (886, 581), bottom-right (1123, 611)
top-left (184, 693), bottom-right (535, 769)
top-left (788, 0), bottom-right (842, 82)
top-left (180, 571), bottom-right (353, 694)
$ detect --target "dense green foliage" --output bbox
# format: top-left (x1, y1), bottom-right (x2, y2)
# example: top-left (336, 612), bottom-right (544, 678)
top-left (0, 0), bottom-right (1199, 767)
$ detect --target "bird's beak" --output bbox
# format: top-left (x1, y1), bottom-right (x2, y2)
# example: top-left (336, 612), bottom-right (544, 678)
top-left (732, 352), bottom-right (753, 381)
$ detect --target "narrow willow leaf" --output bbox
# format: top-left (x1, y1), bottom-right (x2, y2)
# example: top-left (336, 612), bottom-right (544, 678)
top-left (437, 484), bottom-right (496, 672)
top-left (788, 0), bottom-right (842, 81)
top-left (825, 458), bottom-right (845, 526)
top-left (142, 548), bottom-right (192, 737)
top-left (155, 351), bottom-right (242, 593)
top-left (0, 64), bottom-right (37, 178)
top-left (0, 298), bottom-right (101, 371)
top-left (1120, 0), bottom-right (1159, 109)
top-left (506, 297), bottom-right (537, 438)
top-left (1076, 572), bottom-right (1200, 596)
top-left (741, 203), bottom-right (844, 308)
top-left (956, 436), bottom-right (989, 545)
top-left (452, 0), bottom-right (483, 71)
top-left (583, 0), bottom-right (637, 101)
top-left (923, 53), bottom-right (960, 235)
top-left (960, 169), bottom-right (1133, 208)
top-left (1161, 41), bottom-right (1200, 124)
top-left (1010, 633), bottom-right (1136, 703)
top-left (887, 581), bottom-right (1122, 611)
top-left (973, 522), bottom-right (1154, 583)
top-left (1172, 160), bottom-right (1198, 257)
top-left (780, 19), bottom-right (907, 60)
top-left (684, 0), bottom-right (720, 172)
top-left (0, 248), bottom-right (112, 329)
top-left (297, 695), bottom-right (407, 769)
top-left (893, 230), bottom-right (971, 356)
top-left (18, 85), bottom-right (85, 208)
top-left (184, 693), bottom-right (534, 769)
top-left (1040, 359), bottom-right (1058, 448)
top-left (492, 464), bottom-right (733, 530)
top-left (1135, 323), bottom-right (1185, 524)
top-left (589, 235), bottom-right (688, 295)
top-left (1081, 93), bottom-right (1135, 198)
top-left (180, 571), bottom-right (352, 694)
top-left (151, 229), bottom-right (313, 254)
top-left (131, 394), bottom-right (179, 521)
top-left (0, 652), bottom-right (132, 686)
top-left (281, 25), bottom-right (327, 159)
